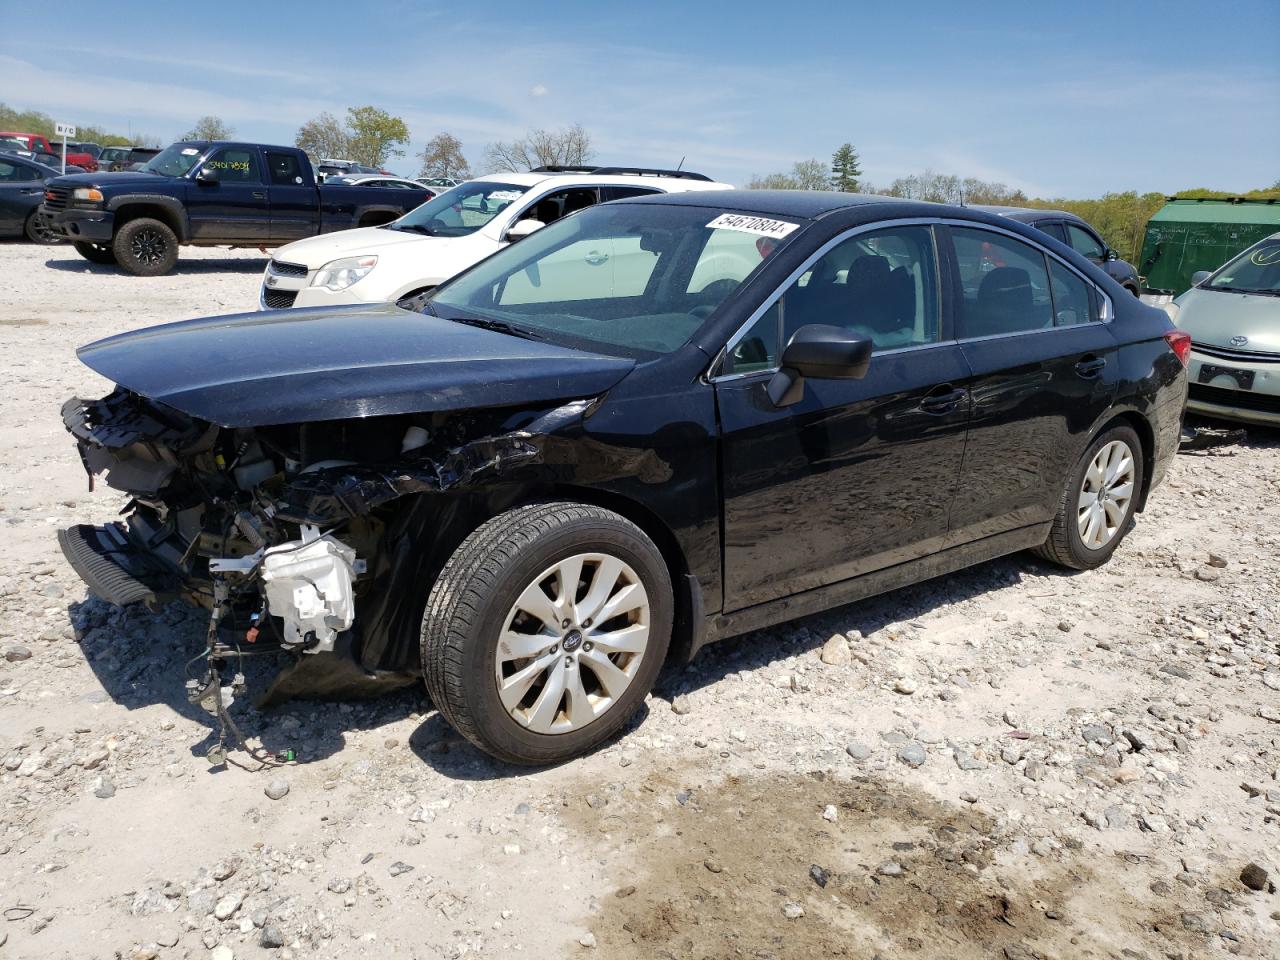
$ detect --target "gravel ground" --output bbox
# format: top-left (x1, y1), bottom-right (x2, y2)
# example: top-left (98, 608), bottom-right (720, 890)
top-left (1, 240), bottom-right (1278, 960)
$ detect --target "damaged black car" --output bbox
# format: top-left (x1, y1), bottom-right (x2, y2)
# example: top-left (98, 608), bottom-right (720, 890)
top-left (58, 192), bottom-right (1189, 765)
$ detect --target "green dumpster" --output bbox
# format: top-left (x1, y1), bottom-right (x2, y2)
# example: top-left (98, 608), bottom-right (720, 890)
top-left (1138, 198), bottom-right (1280, 296)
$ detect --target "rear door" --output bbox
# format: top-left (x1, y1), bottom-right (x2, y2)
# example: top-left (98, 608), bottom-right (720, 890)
top-left (714, 222), bottom-right (972, 610)
top-left (943, 223), bottom-right (1119, 545)
top-left (264, 150), bottom-right (319, 242)
top-left (187, 146), bottom-right (271, 242)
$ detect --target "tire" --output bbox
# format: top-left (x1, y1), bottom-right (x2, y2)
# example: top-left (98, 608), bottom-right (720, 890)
top-left (396, 287), bottom-right (435, 313)
top-left (1124, 284), bottom-right (1141, 298)
top-left (112, 217), bottom-right (178, 276)
top-left (73, 241), bottom-right (116, 264)
top-left (422, 502), bottom-right (673, 765)
top-left (1033, 423), bottom-right (1144, 570)
top-left (25, 210), bottom-right (62, 245)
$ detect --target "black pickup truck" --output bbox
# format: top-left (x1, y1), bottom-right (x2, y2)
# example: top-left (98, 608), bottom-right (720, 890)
top-left (40, 141), bottom-right (432, 276)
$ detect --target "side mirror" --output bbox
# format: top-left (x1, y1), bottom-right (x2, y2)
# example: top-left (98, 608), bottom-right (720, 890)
top-left (767, 324), bottom-right (872, 407)
top-left (194, 166), bottom-right (219, 185)
top-left (505, 218), bottom-right (544, 242)
top-left (1105, 248), bottom-right (1119, 262)
top-left (1190, 270), bottom-right (1212, 287)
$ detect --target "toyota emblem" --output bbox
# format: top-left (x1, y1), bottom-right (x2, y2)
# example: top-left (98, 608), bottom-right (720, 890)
top-left (1230, 335), bottom-right (1249, 347)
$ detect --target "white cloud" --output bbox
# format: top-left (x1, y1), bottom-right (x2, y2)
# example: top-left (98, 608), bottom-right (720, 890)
top-left (530, 84), bottom-right (548, 97)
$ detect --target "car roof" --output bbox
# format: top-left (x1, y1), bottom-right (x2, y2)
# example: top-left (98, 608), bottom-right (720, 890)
top-left (467, 170), bottom-right (734, 191)
top-left (622, 188), bottom-right (943, 218)
top-left (967, 204), bottom-right (1084, 224)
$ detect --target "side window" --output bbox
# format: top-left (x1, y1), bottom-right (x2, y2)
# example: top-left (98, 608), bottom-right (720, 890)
top-left (783, 225), bottom-right (941, 352)
top-left (603, 186), bottom-right (662, 201)
top-left (265, 151), bottom-right (302, 186)
top-left (0, 161), bottom-right (22, 182)
top-left (724, 301), bottom-right (780, 374)
top-left (951, 227), bottom-right (1054, 337)
top-left (1048, 259), bottom-right (1093, 326)
top-left (205, 147), bottom-right (261, 184)
top-left (1066, 224), bottom-right (1105, 261)
top-left (1037, 221), bottom-right (1068, 244)
top-left (519, 188), bottom-right (599, 226)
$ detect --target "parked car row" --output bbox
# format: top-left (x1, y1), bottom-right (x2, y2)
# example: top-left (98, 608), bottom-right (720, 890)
top-left (56, 185), bottom-right (1192, 765)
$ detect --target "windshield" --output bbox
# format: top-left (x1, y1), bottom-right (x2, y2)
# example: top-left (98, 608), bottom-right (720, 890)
top-left (1207, 238), bottom-right (1280, 295)
top-left (390, 180), bottom-right (529, 237)
top-left (142, 143), bottom-right (206, 177)
top-left (430, 203), bottom-right (799, 358)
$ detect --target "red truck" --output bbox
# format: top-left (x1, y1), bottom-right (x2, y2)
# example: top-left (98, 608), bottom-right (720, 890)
top-left (0, 131), bottom-right (98, 171)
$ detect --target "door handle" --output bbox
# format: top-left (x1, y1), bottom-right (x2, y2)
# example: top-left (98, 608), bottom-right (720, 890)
top-left (252, 191), bottom-right (267, 200)
top-left (919, 386), bottom-right (966, 414)
top-left (584, 250), bottom-right (609, 266)
top-left (1075, 355), bottom-right (1106, 378)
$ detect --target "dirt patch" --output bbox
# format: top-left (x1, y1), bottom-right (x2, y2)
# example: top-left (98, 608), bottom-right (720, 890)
top-left (569, 771), bottom-right (1256, 959)
top-left (0, 317), bottom-right (48, 326)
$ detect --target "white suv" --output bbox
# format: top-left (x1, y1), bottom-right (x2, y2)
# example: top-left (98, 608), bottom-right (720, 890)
top-left (259, 166), bottom-right (733, 311)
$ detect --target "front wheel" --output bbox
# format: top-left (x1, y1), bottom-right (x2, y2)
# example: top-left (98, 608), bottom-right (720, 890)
top-left (113, 217), bottom-right (179, 276)
top-left (25, 210), bottom-right (63, 245)
top-left (73, 241), bottom-right (116, 264)
top-left (422, 502), bottom-right (673, 765)
top-left (1034, 424), bottom-right (1144, 570)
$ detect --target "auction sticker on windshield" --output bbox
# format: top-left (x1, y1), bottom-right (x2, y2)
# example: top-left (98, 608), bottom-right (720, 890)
top-left (706, 213), bottom-right (800, 239)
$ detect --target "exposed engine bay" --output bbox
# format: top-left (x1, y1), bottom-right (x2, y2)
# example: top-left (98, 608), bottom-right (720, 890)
top-left (58, 386), bottom-right (596, 757)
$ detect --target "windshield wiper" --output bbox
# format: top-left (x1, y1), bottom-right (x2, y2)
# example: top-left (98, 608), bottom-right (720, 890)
top-left (1212, 285), bottom-right (1277, 296)
top-left (388, 222), bottom-right (434, 236)
top-left (444, 315), bottom-right (545, 341)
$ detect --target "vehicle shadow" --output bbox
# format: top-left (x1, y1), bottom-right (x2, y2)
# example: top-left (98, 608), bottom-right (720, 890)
top-left (43, 256), bottom-right (268, 276)
top-left (1181, 413), bottom-right (1280, 451)
top-left (408, 549), bottom-right (1058, 782)
top-left (68, 594), bottom-right (428, 768)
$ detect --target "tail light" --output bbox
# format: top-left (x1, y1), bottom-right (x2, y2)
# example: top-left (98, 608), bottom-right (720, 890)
top-left (1164, 330), bottom-right (1192, 367)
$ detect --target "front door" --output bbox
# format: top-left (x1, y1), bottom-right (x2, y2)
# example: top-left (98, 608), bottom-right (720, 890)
top-left (943, 224), bottom-right (1120, 544)
top-left (0, 157), bottom-right (44, 234)
top-left (187, 146), bottom-right (271, 242)
top-left (715, 223), bottom-right (972, 611)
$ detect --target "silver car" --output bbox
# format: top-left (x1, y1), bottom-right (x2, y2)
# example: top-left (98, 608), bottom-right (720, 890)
top-left (1172, 232), bottom-right (1280, 426)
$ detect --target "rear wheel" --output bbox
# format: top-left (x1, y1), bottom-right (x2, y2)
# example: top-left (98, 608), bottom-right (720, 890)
top-left (25, 210), bottom-right (62, 245)
top-left (1034, 424), bottom-right (1144, 570)
top-left (113, 217), bottom-right (178, 276)
top-left (73, 241), bottom-right (116, 264)
top-left (422, 502), bottom-right (673, 765)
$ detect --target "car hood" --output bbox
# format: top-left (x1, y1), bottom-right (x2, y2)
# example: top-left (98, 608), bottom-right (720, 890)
top-left (1177, 286), bottom-right (1280, 355)
top-left (77, 304), bottom-right (635, 428)
top-left (274, 225), bottom-right (452, 266)
top-left (51, 170), bottom-right (162, 188)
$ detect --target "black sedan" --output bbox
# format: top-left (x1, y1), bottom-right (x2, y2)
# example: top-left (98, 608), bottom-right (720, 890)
top-left (972, 205), bottom-right (1143, 295)
top-left (0, 153), bottom-right (63, 243)
top-left (57, 192), bottom-right (1188, 766)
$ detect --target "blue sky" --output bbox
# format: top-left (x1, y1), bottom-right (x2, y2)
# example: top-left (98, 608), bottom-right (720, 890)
top-left (1, 0), bottom-right (1276, 197)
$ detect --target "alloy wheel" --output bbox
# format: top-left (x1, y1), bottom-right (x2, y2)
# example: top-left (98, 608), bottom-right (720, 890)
top-left (29, 212), bottom-right (62, 244)
top-left (1077, 440), bottom-right (1135, 550)
top-left (130, 229), bottom-right (168, 266)
top-left (494, 552), bottom-right (650, 735)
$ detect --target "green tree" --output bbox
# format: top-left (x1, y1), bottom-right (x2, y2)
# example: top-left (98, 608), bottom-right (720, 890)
top-left (344, 106), bottom-right (410, 168)
top-left (419, 132), bottom-right (470, 179)
top-left (180, 115), bottom-right (234, 141)
top-left (830, 143), bottom-right (862, 192)
top-left (295, 111), bottom-right (350, 160)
